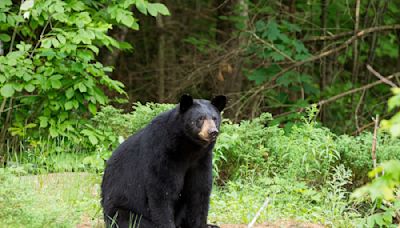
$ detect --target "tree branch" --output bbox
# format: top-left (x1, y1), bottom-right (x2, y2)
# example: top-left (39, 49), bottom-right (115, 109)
top-left (251, 25), bottom-right (400, 99)
top-left (318, 72), bottom-right (400, 106)
top-left (272, 71), bottom-right (400, 119)
top-left (366, 64), bottom-right (399, 88)
top-left (250, 32), bottom-right (295, 63)
top-left (304, 24), bottom-right (400, 42)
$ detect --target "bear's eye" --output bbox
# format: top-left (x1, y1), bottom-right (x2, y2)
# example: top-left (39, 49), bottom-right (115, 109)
top-left (212, 116), bottom-right (217, 121)
top-left (198, 116), bottom-right (206, 121)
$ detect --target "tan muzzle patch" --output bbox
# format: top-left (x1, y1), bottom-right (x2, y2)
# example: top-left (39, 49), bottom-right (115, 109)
top-left (198, 119), bottom-right (216, 141)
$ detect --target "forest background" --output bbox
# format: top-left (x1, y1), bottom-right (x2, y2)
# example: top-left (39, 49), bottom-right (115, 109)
top-left (1, 0), bottom-right (400, 227)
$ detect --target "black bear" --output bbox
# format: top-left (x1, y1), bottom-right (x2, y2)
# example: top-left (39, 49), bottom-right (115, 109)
top-left (101, 95), bottom-right (226, 228)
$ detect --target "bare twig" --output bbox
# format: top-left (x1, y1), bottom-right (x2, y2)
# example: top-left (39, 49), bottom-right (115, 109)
top-left (304, 24), bottom-right (400, 42)
top-left (29, 17), bottom-right (52, 58)
top-left (0, 41), bottom-right (3, 56)
top-left (272, 72), bottom-right (400, 119)
top-left (246, 25), bottom-right (400, 103)
top-left (352, 120), bottom-right (376, 135)
top-left (250, 32), bottom-right (295, 62)
top-left (372, 114), bottom-right (379, 178)
top-left (0, 98), bottom-right (7, 120)
top-left (366, 64), bottom-right (398, 87)
top-left (355, 89), bottom-right (366, 131)
top-left (248, 197), bottom-right (270, 228)
top-left (8, 0), bottom-right (25, 53)
top-left (318, 72), bottom-right (400, 106)
top-left (352, 0), bottom-right (361, 84)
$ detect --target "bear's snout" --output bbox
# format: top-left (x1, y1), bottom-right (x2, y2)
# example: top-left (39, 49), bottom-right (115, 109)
top-left (198, 119), bottom-right (218, 142)
top-left (208, 128), bottom-right (219, 140)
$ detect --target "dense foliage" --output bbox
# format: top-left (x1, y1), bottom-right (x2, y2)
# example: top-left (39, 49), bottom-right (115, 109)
top-left (0, 0), bottom-right (169, 155)
top-left (106, 0), bottom-right (400, 134)
top-left (13, 103), bottom-right (399, 183)
top-left (1, 0), bottom-right (400, 227)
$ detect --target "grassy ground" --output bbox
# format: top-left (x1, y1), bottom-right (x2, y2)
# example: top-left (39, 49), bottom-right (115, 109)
top-left (0, 171), bottom-right (101, 228)
top-left (1, 171), bottom-right (366, 228)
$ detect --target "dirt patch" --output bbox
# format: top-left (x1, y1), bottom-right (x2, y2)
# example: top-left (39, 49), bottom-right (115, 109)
top-left (220, 220), bottom-right (325, 228)
top-left (78, 220), bottom-right (325, 228)
top-left (76, 215), bottom-right (103, 228)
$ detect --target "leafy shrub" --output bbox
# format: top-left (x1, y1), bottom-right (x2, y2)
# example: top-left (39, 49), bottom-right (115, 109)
top-left (129, 102), bottom-right (175, 133)
top-left (213, 113), bottom-right (274, 182)
top-left (338, 133), bottom-right (400, 185)
top-left (8, 102), bottom-right (400, 188)
top-left (266, 123), bottom-right (340, 184)
top-left (0, 0), bottom-right (169, 155)
top-left (78, 103), bottom-right (174, 171)
top-left (350, 85), bottom-right (400, 228)
top-left (83, 103), bottom-right (175, 149)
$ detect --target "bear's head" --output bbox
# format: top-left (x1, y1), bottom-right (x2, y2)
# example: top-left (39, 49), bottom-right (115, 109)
top-left (178, 94), bottom-right (226, 145)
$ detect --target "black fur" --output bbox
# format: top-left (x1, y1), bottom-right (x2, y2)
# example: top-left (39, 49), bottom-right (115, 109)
top-left (101, 95), bottom-right (226, 228)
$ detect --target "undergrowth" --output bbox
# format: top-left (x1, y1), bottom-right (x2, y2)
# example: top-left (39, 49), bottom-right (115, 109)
top-left (1, 103), bottom-right (400, 227)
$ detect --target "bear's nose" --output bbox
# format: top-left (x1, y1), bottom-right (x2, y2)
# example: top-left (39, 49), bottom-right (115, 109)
top-left (208, 128), bottom-right (219, 138)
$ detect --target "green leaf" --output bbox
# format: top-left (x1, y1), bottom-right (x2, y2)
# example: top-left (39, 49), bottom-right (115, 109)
top-left (149, 3), bottom-right (170, 16)
top-left (70, 1), bottom-right (86, 11)
top-left (72, 100), bottom-right (79, 109)
top-left (41, 38), bottom-right (52, 48)
top-left (51, 79), bottom-right (62, 89)
top-left (0, 0), bottom-right (12, 9)
top-left (388, 94), bottom-right (400, 111)
top-left (265, 20), bottom-right (280, 41)
top-left (0, 13), bottom-right (6, 22)
top-left (87, 45), bottom-right (99, 55)
top-left (121, 14), bottom-right (135, 28)
top-left (247, 65), bottom-right (281, 85)
top-left (13, 83), bottom-right (23, 92)
top-left (64, 101), bottom-right (74, 110)
top-left (1, 84), bottom-right (15, 97)
top-left (147, 3), bottom-right (158, 17)
top-left (0, 34), bottom-right (11, 42)
top-left (53, 2), bottom-right (64, 13)
top-left (49, 127), bottom-right (58, 137)
top-left (276, 71), bottom-right (297, 87)
top-left (51, 37), bottom-right (60, 48)
top-left (88, 134), bottom-right (98, 145)
top-left (25, 123), bottom-right (37, 129)
top-left (255, 20), bottom-right (267, 33)
top-left (78, 83), bottom-right (87, 92)
top-left (88, 103), bottom-right (97, 115)
top-left (66, 87), bottom-right (74, 99)
top-left (24, 84), bottom-right (35, 92)
top-left (39, 117), bottom-right (48, 128)
top-left (248, 68), bottom-right (268, 85)
top-left (135, 0), bottom-right (147, 15)
top-left (77, 50), bottom-right (93, 62)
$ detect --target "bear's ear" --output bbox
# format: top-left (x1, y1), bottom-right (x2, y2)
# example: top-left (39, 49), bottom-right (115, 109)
top-left (211, 95), bottom-right (226, 112)
top-left (179, 94), bottom-right (193, 113)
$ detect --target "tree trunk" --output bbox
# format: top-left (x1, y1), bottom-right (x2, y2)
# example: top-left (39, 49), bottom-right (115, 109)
top-left (157, 15), bottom-right (166, 103)
top-left (319, 0), bottom-right (328, 123)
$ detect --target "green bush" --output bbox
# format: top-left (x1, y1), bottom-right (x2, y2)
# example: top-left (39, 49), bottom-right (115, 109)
top-left (0, 0), bottom-right (169, 155)
top-left (213, 113), bottom-right (274, 182)
top-left (337, 133), bottom-right (400, 185)
top-left (9, 103), bottom-right (400, 188)
top-left (265, 123), bottom-right (340, 184)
